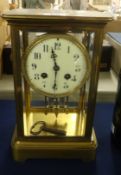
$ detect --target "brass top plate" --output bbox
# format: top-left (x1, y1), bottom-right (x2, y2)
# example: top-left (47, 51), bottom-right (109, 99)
top-left (2, 9), bottom-right (112, 23)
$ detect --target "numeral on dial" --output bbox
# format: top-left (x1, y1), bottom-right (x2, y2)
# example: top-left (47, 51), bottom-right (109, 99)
top-left (75, 65), bottom-right (81, 72)
top-left (64, 82), bottom-right (69, 89)
top-left (34, 73), bottom-right (40, 80)
top-left (43, 45), bottom-right (49, 52)
top-left (34, 52), bottom-right (41, 59)
top-left (67, 46), bottom-right (70, 53)
top-left (71, 75), bottom-right (77, 82)
top-left (74, 54), bottom-right (79, 61)
top-left (54, 42), bottom-right (61, 50)
top-left (32, 63), bottom-right (37, 70)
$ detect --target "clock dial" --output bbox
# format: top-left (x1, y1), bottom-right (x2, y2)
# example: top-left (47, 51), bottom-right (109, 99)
top-left (23, 34), bottom-right (91, 97)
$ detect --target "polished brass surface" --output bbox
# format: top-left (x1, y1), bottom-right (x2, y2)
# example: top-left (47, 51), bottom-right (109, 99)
top-left (11, 128), bottom-right (97, 161)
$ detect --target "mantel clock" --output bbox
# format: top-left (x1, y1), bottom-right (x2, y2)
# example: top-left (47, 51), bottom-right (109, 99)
top-left (2, 9), bottom-right (112, 161)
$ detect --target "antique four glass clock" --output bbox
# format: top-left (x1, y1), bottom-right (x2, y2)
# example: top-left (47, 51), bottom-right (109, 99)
top-left (2, 9), bottom-right (112, 161)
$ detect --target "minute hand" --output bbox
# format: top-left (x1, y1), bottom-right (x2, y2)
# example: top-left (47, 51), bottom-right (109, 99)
top-left (51, 49), bottom-right (60, 90)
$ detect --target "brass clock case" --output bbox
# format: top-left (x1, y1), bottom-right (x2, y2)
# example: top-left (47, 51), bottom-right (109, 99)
top-left (2, 8), bottom-right (112, 161)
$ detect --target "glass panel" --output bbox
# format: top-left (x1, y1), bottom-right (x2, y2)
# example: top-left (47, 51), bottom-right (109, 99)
top-left (20, 29), bottom-right (95, 138)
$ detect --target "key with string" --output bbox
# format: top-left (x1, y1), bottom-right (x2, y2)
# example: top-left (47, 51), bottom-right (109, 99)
top-left (30, 121), bottom-right (66, 136)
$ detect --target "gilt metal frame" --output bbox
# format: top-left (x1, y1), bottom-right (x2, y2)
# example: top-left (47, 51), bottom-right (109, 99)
top-left (2, 9), bottom-right (112, 161)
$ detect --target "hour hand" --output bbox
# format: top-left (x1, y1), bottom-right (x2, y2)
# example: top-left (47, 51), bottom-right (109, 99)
top-left (51, 48), bottom-right (57, 59)
top-left (51, 49), bottom-right (60, 71)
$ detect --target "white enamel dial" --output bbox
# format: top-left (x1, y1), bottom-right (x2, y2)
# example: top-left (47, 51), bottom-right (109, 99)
top-left (23, 34), bottom-right (91, 97)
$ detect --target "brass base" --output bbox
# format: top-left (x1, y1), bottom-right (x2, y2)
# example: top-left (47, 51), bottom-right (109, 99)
top-left (11, 128), bottom-right (97, 161)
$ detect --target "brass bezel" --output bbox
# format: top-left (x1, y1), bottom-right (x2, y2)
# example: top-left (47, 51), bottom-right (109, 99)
top-left (22, 33), bottom-right (91, 97)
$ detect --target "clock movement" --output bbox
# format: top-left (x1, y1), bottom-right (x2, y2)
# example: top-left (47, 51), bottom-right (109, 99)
top-left (2, 9), bottom-right (112, 161)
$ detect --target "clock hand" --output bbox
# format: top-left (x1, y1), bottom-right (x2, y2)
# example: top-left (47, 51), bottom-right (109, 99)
top-left (51, 48), bottom-right (57, 60)
top-left (51, 49), bottom-right (60, 91)
top-left (51, 49), bottom-right (60, 71)
top-left (53, 70), bottom-right (58, 90)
